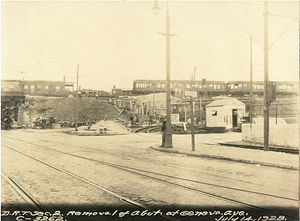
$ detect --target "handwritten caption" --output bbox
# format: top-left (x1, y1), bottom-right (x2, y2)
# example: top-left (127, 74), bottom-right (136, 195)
top-left (1, 210), bottom-right (288, 221)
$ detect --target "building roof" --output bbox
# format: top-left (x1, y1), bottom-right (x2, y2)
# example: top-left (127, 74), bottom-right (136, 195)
top-left (206, 98), bottom-right (245, 107)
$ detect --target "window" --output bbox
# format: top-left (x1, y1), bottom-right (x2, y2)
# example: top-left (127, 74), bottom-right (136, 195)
top-left (214, 85), bottom-right (217, 89)
top-left (45, 85), bottom-right (49, 90)
top-left (187, 84), bottom-right (190, 89)
top-left (243, 83), bottom-right (248, 89)
top-left (24, 85), bottom-right (28, 89)
top-left (239, 84), bottom-right (242, 89)
top-left (199, 85), bottom-right (202, 89)
top-left (30, 85), bottom-right (35, 93)
top-left (209, 84), bottom-right (213, 88)
top-left (9, 85), bottom-right (14, 91)
top-left (195, 83), bottom-right (198, 88)
top-left (231, 84), bottom-right (235, 89)
top-left (56, 86), bottom-right (60, 92)
top-left (253, 84), bottom-right (257, 89)
top-left (234, 84), bottom-right (239, 89)
top-left (37, 85), bottom-right (41, 93)
top-left (212, 110), bottom-right (217, 116)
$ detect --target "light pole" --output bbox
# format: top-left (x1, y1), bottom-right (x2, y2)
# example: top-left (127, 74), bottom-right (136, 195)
top-left (152, 2), bottom-right (176, 148)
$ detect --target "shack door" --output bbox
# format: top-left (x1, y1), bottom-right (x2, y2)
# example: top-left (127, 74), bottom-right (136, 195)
top-left (232, 109), bottom-right (238, 127)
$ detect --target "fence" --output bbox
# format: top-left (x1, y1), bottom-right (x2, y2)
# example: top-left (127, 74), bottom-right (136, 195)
top-left (251, 102), bottom-right (299, 124)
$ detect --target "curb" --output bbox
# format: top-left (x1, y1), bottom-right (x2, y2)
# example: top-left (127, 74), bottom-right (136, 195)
top-left (149, 146), bottom-right (298, 170)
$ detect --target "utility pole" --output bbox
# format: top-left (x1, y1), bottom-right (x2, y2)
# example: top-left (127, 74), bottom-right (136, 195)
top-left (193, 66), bottom-right (196, 81)
top-left (250, 35), bottom-right (253, 124)
top-left (199, 96), bottom-right (202, 124)
top-left (156, 4), bottom-right (177, 148)
top-left (263, 1), bottom-right (269, 151)
top-left (75, 63), bottom-right (80, 131)
top-left (153, 89), bottom-right (155, 116)
top-left (190, 96), bottom-right (195, 151)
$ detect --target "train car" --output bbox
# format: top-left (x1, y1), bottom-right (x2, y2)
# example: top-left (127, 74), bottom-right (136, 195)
top-left (132, 79), bottom-right (176, 96)
top-left (133, 79), bottom-right (227, 98)
top-left (183, 80), bottom-right (226, 97)
top-left (1, 80), bottom-right (24, 96)
top-left (275, 81), bottom-right (299, 96)
top-left (20, 80), bottom-right (68, 97)
top-left (226, 81), bottom-right (265, 96)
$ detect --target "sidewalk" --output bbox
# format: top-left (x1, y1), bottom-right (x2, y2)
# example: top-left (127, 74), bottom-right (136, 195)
top-left (150, 141), bottom-right (299, 170)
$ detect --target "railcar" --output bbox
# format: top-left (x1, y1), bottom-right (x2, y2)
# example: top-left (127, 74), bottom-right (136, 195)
top-left (226, 81), bottom-right (265, 96)
top-left (275, 81), bottom-right (298, 96)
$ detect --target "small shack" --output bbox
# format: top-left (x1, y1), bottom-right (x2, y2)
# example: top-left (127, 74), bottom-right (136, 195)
top-left (206, 98), bottom-right (245, 129)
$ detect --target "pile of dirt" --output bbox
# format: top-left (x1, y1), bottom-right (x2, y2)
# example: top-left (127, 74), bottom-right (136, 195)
top-left (24, 96), bottom-right (120, 125)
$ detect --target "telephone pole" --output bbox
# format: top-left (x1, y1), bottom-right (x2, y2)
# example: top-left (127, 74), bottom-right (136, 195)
top-left (250, 35), bottom-right (253, 124)
top-left (75, 63), bottom-right (80, 131)
top-left (263, 1), bottom-right (269, 151)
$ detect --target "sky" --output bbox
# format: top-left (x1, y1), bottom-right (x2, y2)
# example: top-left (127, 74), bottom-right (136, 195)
top-left (1, 1), bottom-right (299, 92)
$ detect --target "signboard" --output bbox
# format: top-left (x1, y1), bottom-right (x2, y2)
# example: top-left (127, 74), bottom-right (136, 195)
top-left (185, 91), bottom-right (197, 97)
top-left (171, 114), bottom-right (180, 124)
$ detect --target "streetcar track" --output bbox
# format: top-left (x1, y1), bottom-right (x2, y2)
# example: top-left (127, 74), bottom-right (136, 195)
top-left (1, 171), bottom-right (47, 212)
top-left (3, 134), bottom-right (297, 196)
top-left (2, 140), bottom-right (298, 220)
top-left (2, 144), bottom-right (178, 221)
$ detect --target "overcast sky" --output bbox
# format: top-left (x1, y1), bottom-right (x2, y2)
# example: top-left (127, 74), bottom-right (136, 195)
top-left (1, 1), bottom-right (299, 92)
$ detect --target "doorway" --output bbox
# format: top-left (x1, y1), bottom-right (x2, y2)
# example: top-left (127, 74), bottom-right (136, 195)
top-left (232, 109), bottom-right (238, 127)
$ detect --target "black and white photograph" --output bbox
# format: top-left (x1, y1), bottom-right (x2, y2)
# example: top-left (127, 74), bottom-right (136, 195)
top-left (1, 1), bottom-right (299, 221)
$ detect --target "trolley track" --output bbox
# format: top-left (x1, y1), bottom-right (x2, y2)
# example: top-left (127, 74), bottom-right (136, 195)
top-left (1, 144), bottom-right (177, 221)
top-left (3, 134), bottom-right (297, 194)
top-left (3, 136), bottom-right (295, 201)
top-left (2, 135), bottom-right (298, 220)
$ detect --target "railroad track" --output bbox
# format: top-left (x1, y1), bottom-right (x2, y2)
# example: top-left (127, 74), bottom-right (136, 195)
top-left (2, 134), bottom-right (298, 220)
top-left (1, 144), bottom-right (177, 221)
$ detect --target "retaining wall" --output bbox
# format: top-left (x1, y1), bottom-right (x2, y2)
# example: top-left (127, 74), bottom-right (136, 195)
top-left (242, 124), bottom-right (299, 148)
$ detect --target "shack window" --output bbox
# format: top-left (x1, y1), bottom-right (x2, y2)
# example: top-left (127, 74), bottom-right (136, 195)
top-left (212, 110), bottom-right (217, 116)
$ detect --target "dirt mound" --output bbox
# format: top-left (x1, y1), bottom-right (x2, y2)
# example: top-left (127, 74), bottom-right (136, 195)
top-left (24, 96), bottom-right (120, 124)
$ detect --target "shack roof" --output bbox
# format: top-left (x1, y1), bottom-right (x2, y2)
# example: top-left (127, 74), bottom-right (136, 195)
top-left (206, 98), bottom-right (245, 107)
